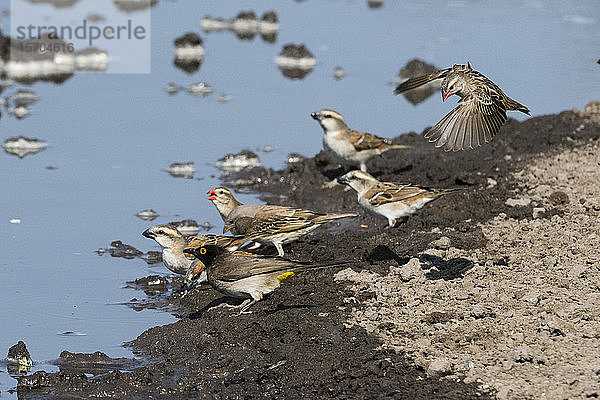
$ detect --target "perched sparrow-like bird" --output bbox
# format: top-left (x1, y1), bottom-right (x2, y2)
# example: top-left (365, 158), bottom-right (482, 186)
top-left (184, 244), bottom-right (350, 313)
top-left (311, 109), bottom-right (410, 172)
top-left (338, 170), bottom-right (460, 227)
top-left (394, 62), bottom-right (530, 152)
top-left (142, 224), bottom-right (248, 281)
top-left (207, 187), bottom-right (357, 256)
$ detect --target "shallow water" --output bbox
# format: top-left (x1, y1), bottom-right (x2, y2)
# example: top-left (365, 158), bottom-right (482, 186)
top-left (1, 0), bottom-right (598, 395)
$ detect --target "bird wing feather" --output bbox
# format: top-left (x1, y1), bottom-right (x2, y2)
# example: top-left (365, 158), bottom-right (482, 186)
top-left (365, 182), bottom-right (437, 206)
top-left (212, 253), bottom-right (309, 282)
top-left (424, 90), bottom-right (507, 152)
top-left (348, 129), bottom-right (391, 151)
top-left (394, 69), bottom-right (450, 94)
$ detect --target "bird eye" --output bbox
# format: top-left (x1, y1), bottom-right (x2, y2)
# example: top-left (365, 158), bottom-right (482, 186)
top-left (200, 247), bottom-right (207, 255)
top-left (158, 230), bottom-right (164, 235)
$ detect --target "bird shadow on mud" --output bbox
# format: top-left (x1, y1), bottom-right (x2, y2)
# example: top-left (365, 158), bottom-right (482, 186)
top-left (418, 254), bottom-right (474, 281)
top-left (367, 245), bottom-right (409, 266)
top-left (187, 297), bottom-right (246, 319)
top-left (187, 297), bottom-right (318, 319)
top-left (264, 303), bottom-right (318, 315)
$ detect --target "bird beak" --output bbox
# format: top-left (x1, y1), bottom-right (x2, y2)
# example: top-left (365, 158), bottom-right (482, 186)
top-left (311, 112), bottom-right (320, 120)
top-left (442, 90), bottom-right (452, 102)
top-left (222, 224), bottom-right (232, 234)
top-left (206, 188), bottom-right (217, 201)
top-left (183, 248), bottom-right (197, 257)
top-left (337, 175), bottom-right (348, 185)
top-left (142, 229), bottom-right (153, 239)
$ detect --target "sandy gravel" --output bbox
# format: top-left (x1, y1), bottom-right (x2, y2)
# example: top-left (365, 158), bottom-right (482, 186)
top-left (336, 135), bottom-right (600, 399)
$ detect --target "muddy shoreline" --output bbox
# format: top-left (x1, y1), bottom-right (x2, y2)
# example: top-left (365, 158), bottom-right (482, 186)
top-left (16, 103), bottom-right (600, 399)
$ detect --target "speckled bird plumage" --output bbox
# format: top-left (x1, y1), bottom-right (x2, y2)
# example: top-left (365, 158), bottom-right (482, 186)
top-left (394, 62), bottom-right (530, 152)
top-left (311, 109), bottom-right (410, 172)
top-left (207, 187), bottom-right (357, 256)
top-left (338, 170), bottom-right (460, 227)
top-left (142, 223), bottom-right (248, 281)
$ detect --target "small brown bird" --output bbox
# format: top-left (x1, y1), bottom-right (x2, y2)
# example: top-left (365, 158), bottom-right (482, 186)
top-left (394, 62), bottom-right (530, 152)
top-left (142, 224), bottom-right (248, 279)
top-left (338, 170), bottom-right (460, 227)
top-left (311, 109), bottom-right (410, 172)
top-left (184, 244), bottom-right (350, 313)
top-left (207, 187), bottom-right (357, 256)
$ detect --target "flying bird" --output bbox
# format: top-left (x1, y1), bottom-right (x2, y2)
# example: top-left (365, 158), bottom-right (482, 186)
top-left (394, 62), bottom-right (530, 152)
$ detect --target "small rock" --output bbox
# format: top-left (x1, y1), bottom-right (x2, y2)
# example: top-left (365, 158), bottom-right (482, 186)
top-left (532, 207), bottom-right (546, 219)
top-left (426, 357), bottom-right (451, 377)
top-left (174, 32), bottom-right (203, 48)
top-left (7, 341), bottom-right (32, 374)
top-left (166, 162), bottom-right (195, 179)
top-left (333, 66), bottom-right (345, 80)
top-left (496, 386), bottom-right (515, 400)
top-left (548, 190), bottom-right (569, 206)
top-left (395, 258), bottom-right (425, 283)
top-left (217, 94), bottom-right (231, 103)
top-left (513, 344), bottom-right (534, 363)
top-left (216, 150), bottom-right (261, 172)
top-left (10, 89), bottom-right (38, 107)
top-left (486, 177), bottom-right (497, 188)
top-left (165, 82), bottom-right (179, 95)
top-left (107, 241), bottom-right (143, 259)
top-left (287, 153), bottom-right (306, 164)
top-left (169, 219), bottom-right (199, 235)
top-left (136, 209), bottom-right (158, 221)
top-left (186, 82), bottom-right (213, 98)
top-left (7, 341), bottom-right (31, 364)
top-left (505, 198), bottom-right (531, 207)
top-left (430, 236), bottom-right (451, 250)
top-left (274, 44), bottom-right (316, 80)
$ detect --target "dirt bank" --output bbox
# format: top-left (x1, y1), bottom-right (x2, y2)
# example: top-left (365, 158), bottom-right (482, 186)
top-left (17, 102), bottom-right (600, 399)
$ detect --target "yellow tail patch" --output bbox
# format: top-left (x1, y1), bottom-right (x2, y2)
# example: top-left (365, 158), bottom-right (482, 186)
top-left (277, 272), bottom-right (295, 282)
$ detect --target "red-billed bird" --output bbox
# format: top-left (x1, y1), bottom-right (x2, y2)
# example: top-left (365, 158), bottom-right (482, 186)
top-left (394, 62), bottom-right (530, 152)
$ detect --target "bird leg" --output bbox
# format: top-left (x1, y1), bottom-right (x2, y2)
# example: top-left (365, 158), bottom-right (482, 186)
top-left (274, 242), bottom-right (285, 257)
top-left (238, 299), bottom-right (257, 315)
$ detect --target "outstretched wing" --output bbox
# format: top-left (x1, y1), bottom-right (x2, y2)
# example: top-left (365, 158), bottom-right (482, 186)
top-left (394, 69), bottom-right (450, 94)
top-left (424, 90), bottom-right (507, 152)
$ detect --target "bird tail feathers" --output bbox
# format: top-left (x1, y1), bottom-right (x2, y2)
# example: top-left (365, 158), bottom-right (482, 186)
top-left (312, 213), bottom-right (358, 224)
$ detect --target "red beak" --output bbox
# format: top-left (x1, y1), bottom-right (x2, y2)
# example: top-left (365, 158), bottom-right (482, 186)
top-left (442, 90), bottom-right (452, 102)
top-left (206, 188), bottom-right (217, 201)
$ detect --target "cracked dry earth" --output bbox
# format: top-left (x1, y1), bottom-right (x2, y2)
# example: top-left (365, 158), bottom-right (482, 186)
top-left (336, 141), bottom-right (600, 399)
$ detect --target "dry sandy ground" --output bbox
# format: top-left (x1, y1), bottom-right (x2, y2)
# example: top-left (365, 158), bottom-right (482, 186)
top-left (336, 109), bottom-right (600, 399)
